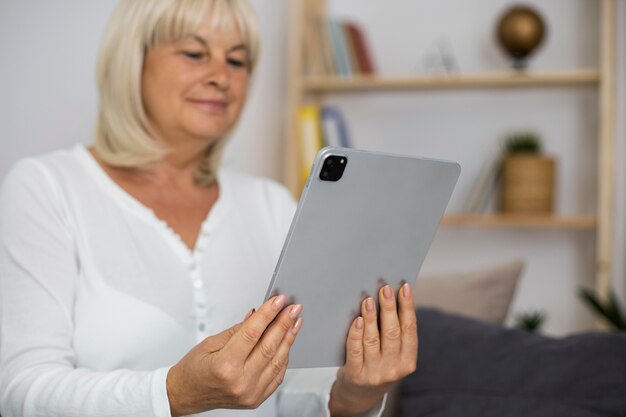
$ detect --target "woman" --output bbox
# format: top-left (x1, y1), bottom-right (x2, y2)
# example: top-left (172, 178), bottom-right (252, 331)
top-left (0, 1), bottom-right (417, 416)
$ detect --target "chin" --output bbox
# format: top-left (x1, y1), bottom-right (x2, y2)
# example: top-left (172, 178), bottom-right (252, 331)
top-left (186, 129), bottom-right (230, 145)
top-left (186, 122), bottom-right (232, 139)
top-left (189, 118), bottom-right (234, 137)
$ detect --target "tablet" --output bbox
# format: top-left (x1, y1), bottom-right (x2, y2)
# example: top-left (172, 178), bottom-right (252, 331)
top-left (265, 147), bottom-right (460, 368)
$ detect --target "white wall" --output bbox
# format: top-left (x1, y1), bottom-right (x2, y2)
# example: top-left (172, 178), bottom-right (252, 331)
top-left (324, 0), bottom-right (624, 335)
top-left (0, 0), bottom-right (287, 180)
top-left (0, 1), bottom-right (623, 334)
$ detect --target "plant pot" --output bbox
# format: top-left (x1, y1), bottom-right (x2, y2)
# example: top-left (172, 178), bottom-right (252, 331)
top-left (500, 154), bottom-right (555, 213)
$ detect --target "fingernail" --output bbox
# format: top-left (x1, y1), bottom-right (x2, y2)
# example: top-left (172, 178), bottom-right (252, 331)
top-left (273, 295), bottom-right (286, 310)
top-left (365, 297), bottom-right (375, 313)
top-left (383, 285), bottom-right (392, 299)
top-left (402, 283), bottom-right (412, 299)
top-left (355, 316), bottom-right (364, 330)
top-left (292, 317), bottom-right (303, 334)
top-left (244, 308), bottom-right (255, 320)
top-left (289, 304), bottom-right (303, 319)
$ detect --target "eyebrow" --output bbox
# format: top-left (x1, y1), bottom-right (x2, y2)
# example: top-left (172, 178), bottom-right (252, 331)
top-left (190, 35), bottom-right (247, 53)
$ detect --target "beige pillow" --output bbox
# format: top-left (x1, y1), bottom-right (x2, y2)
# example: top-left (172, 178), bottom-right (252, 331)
top-left (383, 260), bottom-right (524, 417)
top-left (412, 259), bottom-right (524, 325)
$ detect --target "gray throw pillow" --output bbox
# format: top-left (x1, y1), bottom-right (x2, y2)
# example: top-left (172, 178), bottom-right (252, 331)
top-left (399, 308), bottom-right (626, 417)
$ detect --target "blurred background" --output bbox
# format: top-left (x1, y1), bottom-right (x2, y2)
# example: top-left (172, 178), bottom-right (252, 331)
top-left (0, 0), bottom-right (624, 335)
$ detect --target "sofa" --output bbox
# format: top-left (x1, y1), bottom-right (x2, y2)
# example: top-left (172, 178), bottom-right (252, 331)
top-left (383, 260), bottom-right (626, 417)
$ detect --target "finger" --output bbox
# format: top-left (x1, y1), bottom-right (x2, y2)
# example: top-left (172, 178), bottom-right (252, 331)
top-left (225, 295), bottom-right (287, 361)
top-left (379, 285), bottom-right (402, 357)
top-left (259, 362), bottom-right (289, 407)
top-left (259, 316), bottom-right (303, 399)
top-left (344, 316), bottom-right (365, 371)
top-left (398, 283), bottom-right (418, 369)
top-left (244, 308), bottom-right (256, 321)
top-left (361, 296), bottom-right (381, 363)
top-left (248, 304), bottom-right (302, 372)
top-left (200, 322), bottom-right (243, 353)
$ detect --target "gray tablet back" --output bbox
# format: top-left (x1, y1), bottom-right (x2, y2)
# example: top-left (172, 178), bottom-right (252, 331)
top-left (266, 147), bottom-right (460, 368)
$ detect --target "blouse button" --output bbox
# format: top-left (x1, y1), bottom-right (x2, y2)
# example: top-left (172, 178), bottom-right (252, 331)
top-left (193, 279), bottom-right (204, 289)
top-left (198, 323), bottom-right (206, 332)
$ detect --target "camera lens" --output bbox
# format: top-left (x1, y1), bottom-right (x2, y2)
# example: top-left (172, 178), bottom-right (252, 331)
top-left (319, 154), bottom-right (347, 182)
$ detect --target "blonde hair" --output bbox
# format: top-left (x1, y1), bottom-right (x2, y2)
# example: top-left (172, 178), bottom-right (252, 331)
top-left (94, 0), bottom-right (260, 186)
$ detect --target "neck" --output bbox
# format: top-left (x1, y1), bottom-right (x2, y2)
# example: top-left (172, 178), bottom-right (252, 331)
top-left (149, 141), bottom-right (209, 187)
top-left (90, 143), bottom-right (210, 189)
top-left (164, 141), bottom-right (207, 169)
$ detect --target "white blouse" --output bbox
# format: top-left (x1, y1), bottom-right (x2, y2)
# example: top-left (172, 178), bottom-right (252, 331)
top-left (0, 146), bottom-right (384, 417)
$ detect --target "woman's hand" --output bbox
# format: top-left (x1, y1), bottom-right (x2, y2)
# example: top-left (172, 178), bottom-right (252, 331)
top-left (166, 295), bottom-right (303, 416)
top-left (329, 283), bottom-right (418, 417)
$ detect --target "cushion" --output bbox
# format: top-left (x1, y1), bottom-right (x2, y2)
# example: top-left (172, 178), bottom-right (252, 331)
top-left (383, 260), bottom-right (524, 417)
top-left (413, 259), bottom-right (524, 325)
top-left (399, 308), bottom-right (626, 417)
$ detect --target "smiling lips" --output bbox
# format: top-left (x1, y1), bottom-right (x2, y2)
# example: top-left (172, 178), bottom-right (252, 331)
top-left (188, 98), bottom-right (228, 112)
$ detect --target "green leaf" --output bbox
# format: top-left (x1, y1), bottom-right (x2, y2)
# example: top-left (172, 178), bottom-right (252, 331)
top-left (578, 287), bottom-right (626, 330)
top-left (504, 132), bottom-right (542, 154)
top-left (608, 291), bottom-right (626, 329)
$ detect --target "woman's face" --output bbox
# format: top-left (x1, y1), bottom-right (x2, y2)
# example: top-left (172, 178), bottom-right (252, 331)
top-left (141, 15), bottom-right (250, 149)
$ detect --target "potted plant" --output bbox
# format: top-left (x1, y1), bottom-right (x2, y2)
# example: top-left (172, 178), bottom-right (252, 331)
top-left (500, 132), bottom-right (556, 213)
top-left (515, 310), bottom-right (546, 333)
top-left (578, 287), bottom-right (626, 330)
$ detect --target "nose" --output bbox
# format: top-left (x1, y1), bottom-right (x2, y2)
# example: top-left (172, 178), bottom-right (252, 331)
top-left (203, 57), bottom-right (230, 91)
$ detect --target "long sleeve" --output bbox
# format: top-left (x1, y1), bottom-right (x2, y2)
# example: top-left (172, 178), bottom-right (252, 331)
top-left (0, 151), bottom-right (386, 417)
top-left (0, 159), bottom-right (171, 417)
top-left (278, 368), bottom-right (387, 417)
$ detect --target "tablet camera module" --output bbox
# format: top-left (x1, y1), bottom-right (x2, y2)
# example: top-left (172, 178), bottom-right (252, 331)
top-left (320, 155), bottom-right (348, 182)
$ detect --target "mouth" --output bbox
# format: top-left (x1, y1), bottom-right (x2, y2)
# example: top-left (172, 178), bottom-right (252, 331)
top-left (187, 98), bottom-right (228, 112)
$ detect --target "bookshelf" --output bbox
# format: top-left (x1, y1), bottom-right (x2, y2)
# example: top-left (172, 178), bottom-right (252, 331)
top-left (441, 214), bottom-right (596, 230)
top-left (302, 70), bottom-right (600, 93)
top-left (282, 0), bottom-right (617, 299)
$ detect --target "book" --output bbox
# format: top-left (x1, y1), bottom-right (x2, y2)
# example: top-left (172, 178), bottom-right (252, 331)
top-left (315, 16), bottom-right (336, 75)
top-left (344, 21), bottom-right (376, 75)
top-left (465, 151), bottom-right (503, 213)
top-left (321, 106), bottom-right (351, 148)
top-left (303, 16), bottom-right (375, 77)
top-left (327, 18), bottom-right (353, 77)
top-left (342, 22), bottom-right (361, 74)
top-left (297, 105), bottom-right (325, 187)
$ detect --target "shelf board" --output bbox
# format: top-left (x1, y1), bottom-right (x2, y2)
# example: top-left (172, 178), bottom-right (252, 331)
top-left (302, 69), bottom-right (600, 93)
top-left (441, 214), bottom-right (597, 230)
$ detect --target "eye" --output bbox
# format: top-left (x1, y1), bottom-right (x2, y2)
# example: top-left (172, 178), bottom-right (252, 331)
top-left (227, 58), bottom-right (247, 68)
top-left (182, 50), bottom-right (207, 61)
